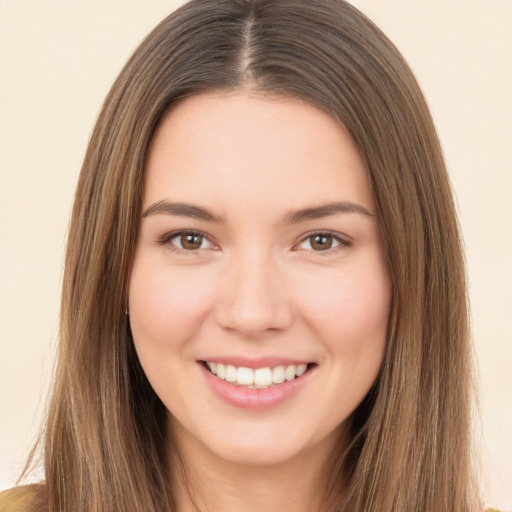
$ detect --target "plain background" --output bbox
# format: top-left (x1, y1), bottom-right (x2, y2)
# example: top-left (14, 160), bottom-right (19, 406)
top-left (1, 0), bottom-right (511, 508)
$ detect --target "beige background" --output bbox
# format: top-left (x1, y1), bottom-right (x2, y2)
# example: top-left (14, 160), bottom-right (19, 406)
top-left (1, 0), bottom-right (511, 508)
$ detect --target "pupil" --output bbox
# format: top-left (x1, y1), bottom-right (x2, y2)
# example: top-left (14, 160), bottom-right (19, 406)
top-left (181, 234), bottom-right (202, 250)
top-left (312, 235), bottom-right (332, 250)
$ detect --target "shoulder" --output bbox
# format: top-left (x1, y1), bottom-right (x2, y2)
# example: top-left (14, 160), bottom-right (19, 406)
top-left (0, 485), bottom-right (46, 512)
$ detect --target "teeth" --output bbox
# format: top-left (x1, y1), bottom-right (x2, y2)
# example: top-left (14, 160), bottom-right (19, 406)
top-left (272, 365), bottom-right (285, 384)
top-left (205, 362), bottom-right (310, 387)
top-left (225, 365), bottom-right (237, 383)
top-left (254, 367), bottom-right (272, 386)
top-left (237, 367), bottom-right (254, 385)
top-left (285, 365), bottom-right (296, 381)
top-left (296, 363), bottom-right (307, 377)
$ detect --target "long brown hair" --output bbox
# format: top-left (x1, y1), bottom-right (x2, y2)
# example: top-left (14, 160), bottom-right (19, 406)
top-left (23, 0), bottom-right (480, 510)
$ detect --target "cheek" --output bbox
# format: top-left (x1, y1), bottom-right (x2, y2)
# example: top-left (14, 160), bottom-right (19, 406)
top-left (299, 264), bottom-right (391, 417)
top-left (294, 262), bottom-right (391, 352)
top-left (128, 262), bottom-right (217, 353)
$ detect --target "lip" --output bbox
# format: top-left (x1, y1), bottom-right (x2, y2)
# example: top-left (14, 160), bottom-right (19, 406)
top-left (199, 356), bottom-right (312, 369)
top-left (199, 360), bottom-right (315, 410)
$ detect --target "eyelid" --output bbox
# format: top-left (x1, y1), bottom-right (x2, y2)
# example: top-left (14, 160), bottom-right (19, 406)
top-left (157, 229), bottom-right (217, 253)
top-left (156, 229), bottom-right (351, 255)
top-left (294, 230), bottom-right (352, 253)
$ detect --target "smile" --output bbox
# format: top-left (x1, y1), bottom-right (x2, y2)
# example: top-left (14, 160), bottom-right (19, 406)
top-left (204, 361), bottom-right (310, 388)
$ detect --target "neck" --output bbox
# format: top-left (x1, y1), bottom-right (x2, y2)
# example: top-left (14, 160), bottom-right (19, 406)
top-left (168, 423), bottom-right (345, 512)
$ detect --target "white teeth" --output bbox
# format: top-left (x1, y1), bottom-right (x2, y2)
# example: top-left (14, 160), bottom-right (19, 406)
top-left (205, 362), bottom-right (310, 387)
top-left (237, 367), bottom-right (254, 385)
top-left (217, 364), bottom-right (226, 379)
top-left (296, 364), bottom-right (307, 377)
top-left (272, 365), bottom-right (285, 384)
top-left (254, 367), bottom-right (273, 386)
top-left (285, 365), bottom-right (296, 381)
top-left (225, 364), bottom-right (237, 383)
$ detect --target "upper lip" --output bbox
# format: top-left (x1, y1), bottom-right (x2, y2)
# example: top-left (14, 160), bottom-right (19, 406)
top-left (199, 356), bottom-right (313, 369)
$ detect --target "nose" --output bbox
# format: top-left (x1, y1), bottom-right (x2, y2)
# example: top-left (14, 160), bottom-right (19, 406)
top-left (214, 250), bottom-right (294, 337)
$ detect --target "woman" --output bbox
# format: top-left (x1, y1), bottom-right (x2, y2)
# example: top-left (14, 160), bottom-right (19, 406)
top-left (0, 0), bottom-right (489, 510)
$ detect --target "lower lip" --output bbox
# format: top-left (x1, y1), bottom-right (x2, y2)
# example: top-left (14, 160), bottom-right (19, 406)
top-left (200, 363), bottom-right (313, 410)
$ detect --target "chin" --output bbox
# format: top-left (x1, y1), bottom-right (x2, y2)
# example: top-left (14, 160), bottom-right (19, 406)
top-left (173, 415), bottom-right (342, 470)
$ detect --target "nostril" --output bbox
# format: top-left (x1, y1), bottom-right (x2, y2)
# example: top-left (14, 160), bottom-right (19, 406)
top-left (214, 302), bottom-right (294, 336)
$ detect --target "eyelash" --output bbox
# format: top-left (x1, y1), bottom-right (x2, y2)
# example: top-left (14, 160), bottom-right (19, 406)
top-left (296, 230), bottom-right (352, 254)
top-left (157, 230), bottom-right (351, 255)
top-left (157, 230), bottom-right (216, 255)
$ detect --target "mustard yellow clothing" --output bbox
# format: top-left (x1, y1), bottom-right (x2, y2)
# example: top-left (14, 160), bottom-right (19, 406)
top-left (0, 485), bottom-right (43, 512)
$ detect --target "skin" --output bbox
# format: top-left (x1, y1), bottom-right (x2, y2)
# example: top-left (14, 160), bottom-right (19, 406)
top-left (128, 91), bottom-right (391, 512)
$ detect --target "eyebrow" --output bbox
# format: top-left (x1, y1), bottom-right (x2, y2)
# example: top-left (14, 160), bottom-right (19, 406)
top-left (283, 201), bottom-right (374, 224)
top-left (143, 200), bottom-right (224, 222)
top-left (142, 200), bottom-right (374, 223)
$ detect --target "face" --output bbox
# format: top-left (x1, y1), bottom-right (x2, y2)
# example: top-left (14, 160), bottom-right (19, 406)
top-left (129, 92), bottom-right (391, 468)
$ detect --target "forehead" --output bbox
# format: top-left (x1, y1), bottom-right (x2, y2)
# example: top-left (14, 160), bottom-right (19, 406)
top-left (143, 91), bottom-right (374, 214)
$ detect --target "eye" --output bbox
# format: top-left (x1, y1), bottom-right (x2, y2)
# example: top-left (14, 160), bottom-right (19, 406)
top-left (297, 232), bottom-right (349, 252)
top-left (159, 231), bottom-right (214, 252)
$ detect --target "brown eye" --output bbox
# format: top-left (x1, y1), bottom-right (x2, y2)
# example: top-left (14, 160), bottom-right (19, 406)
top-left (297, 232), bottom-right (347, 252)
top-left (179, 233), bottom-right (204, 250)
top-left (310, 234), bottom-right (334, 251)
top-left (165, 231), bottom-right (212, 251)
